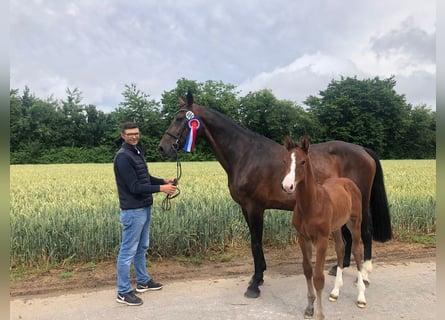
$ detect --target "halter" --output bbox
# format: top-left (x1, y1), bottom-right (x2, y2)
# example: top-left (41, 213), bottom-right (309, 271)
top-left (161, 106), bottom-right (193, 210)
top-left (164, 108), bottom-right (193, 152)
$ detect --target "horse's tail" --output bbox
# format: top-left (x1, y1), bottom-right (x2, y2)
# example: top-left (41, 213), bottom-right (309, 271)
top-left (365, 148), bottom-right (392, 242)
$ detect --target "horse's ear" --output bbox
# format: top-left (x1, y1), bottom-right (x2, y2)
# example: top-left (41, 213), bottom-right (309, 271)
top-left (178, 97), bottom-right (185, 106)
top-left (284, 135), bottom-right (296, 150)
top-left (300, 135), bottom-right (310, 153)
top-left (186, 90), bottom-right (194, 106)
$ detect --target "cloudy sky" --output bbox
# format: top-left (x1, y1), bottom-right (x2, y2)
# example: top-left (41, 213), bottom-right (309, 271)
top-left (10, 0), bottom-right (436, 112)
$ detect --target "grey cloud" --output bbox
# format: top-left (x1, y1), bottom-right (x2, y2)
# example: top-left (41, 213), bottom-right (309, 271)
top-left (10, 0), bottom-right (436, 111)
top-left (370, 18), bottom-right (435, 63)
top-left (395, 70), bottom-right (436, 108)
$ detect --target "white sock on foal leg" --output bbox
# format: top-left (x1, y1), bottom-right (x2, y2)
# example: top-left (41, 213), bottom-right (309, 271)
top-left (329, 267), bottom-right (343, 301)
top-left (356, 271), bottom-right (367, 308)
top-left (361, 260), bottom-right (372, 284)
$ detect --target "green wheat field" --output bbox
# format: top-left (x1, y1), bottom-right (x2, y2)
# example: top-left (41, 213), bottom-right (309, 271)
top-left (10, 160), bottom-right (436, 268)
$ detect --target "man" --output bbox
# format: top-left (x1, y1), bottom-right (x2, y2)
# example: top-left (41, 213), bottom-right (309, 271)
top-left (113, 121), bottom-right (177, 306)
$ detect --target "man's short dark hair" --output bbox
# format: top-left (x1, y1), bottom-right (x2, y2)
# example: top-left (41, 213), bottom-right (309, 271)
top-left (121, 122), bottom-right (139, 133)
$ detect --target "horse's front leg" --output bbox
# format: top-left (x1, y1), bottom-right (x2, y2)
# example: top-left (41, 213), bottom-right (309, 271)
top-left (329, 229), bottom-right (344, 302)
top-left (243, 209), bottom-right (266, 298)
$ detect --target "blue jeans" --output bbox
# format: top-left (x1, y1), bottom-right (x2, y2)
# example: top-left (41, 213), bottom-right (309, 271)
top-left (117, 207), bottom-right (152, 294)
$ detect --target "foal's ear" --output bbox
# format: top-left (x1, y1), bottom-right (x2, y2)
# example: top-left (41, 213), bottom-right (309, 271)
top-left (300, 135), bottom-right (310, 153)
top-left (178, 97), bottom-right (185, 106)
top-left (284, 135), bottom-right (296, 150)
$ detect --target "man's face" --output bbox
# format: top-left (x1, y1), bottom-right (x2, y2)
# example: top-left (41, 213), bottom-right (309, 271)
top-left (121, 128), bottom-right (140, 146)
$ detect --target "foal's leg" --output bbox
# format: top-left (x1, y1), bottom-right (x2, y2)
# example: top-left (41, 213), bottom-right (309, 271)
top-left (348, 220), bottom-right (366, 308)
top-left (299, 238), bottom-right (316, 319)
top-left (313, 237), bottom-right (329, 320)
top-left (329, 229), bottom-right (344, 302)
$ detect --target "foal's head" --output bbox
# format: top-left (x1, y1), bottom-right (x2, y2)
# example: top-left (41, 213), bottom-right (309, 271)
top-left (281, 136), bottom-right (310, 194)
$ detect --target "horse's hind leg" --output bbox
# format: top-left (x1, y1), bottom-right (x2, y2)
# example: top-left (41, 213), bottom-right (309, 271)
top-left (299, 238), bottom-right (316, 319)
top-left (329, 229), bottom-right (344, 302)
top-left (361, 189), bottom-right (373, 287)
top-left (361, 219), bottom-right (373, 287)
top-left (348, 215), bottom-right (366, 308)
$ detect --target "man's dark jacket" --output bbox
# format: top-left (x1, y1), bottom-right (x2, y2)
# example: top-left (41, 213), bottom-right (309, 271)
top-left (114, 142), bottom-right (165, 210)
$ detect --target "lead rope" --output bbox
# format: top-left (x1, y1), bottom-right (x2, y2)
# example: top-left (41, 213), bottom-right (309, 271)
top-left (161, 151), bottom-right (182, 211)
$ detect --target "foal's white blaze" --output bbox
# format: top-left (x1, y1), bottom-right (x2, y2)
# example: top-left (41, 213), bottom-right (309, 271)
top-left (282, 152), bottom-right (296, 193)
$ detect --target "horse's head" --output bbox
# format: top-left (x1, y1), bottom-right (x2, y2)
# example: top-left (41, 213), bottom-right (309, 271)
top-left (281, 135), bottom-right (310, 193)
top-left (158, 92), bottom-right (196, 159)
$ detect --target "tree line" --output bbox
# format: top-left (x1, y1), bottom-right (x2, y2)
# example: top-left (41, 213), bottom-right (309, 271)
top-left (10, 76), bottom-right (436, 164)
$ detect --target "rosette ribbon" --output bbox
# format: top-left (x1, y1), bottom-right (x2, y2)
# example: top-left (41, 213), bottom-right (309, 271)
top-left (183, 118), bottom-right (201, 152)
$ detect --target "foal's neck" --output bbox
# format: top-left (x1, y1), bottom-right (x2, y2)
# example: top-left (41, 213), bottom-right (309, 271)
top-left (297, 156), bottom-right (320, 207)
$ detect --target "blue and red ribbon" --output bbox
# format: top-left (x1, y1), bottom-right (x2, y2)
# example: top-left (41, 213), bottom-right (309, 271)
top-left (183, 118), bottom-right (201, 152)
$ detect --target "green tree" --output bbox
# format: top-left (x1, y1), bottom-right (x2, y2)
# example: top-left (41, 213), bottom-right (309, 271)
top-left (111, 83), bottom-right (166, 161)
top-left (305, 76), bottom-right (412, 158)
top-left (161, 78), bottom-right (239, 121)
top-left (402, 105), bottom-right (436, 158)
top-left (238, 89), bottom-right (317, 143)
top-left (59, 88), bottom-right (88, 147)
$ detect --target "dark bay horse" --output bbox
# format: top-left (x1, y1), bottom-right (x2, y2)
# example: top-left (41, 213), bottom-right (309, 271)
top-left (282, 136), bottom-right (366, 319)
top-left (158, 93), bottom-right (392, 298)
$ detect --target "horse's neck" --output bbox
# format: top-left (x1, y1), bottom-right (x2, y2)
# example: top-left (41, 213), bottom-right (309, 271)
top-left (198, 107), bottom-right (252, 172)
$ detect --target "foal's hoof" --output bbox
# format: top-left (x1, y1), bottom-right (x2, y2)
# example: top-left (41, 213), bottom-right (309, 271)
top-left (328, 294), bottom-right (338, 302)
top-left (304, 307), bottom-right (314, 319)
top-left (357, 301), bottom-right (367, 308)
top-left (244, 287), bottom-right (260, 298)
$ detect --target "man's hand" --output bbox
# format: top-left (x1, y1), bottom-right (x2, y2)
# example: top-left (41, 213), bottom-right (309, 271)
top-left (164, 178), bottom-right (177, 185)
top-left (160, 183), bottom-right (177, 195)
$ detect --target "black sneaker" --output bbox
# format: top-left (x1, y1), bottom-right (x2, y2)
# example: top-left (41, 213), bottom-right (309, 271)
top-left (116, 291), bottom-right (143, 306)
top-left (136, 279), bottom-right (163, 292)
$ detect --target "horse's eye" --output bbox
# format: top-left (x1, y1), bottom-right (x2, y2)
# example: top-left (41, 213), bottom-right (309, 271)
top-left (301, 160), bottom-right (306, 166)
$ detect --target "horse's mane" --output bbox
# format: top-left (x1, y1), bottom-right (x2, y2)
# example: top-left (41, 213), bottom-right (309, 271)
top-left (199, 104), bottom-right (279, 145)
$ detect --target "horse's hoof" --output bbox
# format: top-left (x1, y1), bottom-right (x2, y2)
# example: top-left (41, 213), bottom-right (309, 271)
top-left (328, 294), bottom-right (338, 302)
top-left (248, 277), bottom-right (264, 286)
top-left (357, 301), bottom-right (367, 308)
top-left (244, 287), bottom-right (260, 298)
top-left (304, 308), bottom-right (314, 319)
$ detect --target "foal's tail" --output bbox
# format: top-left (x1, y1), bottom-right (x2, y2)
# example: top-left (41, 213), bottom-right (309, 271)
top-left (365, 148), bottom-right (392, 242)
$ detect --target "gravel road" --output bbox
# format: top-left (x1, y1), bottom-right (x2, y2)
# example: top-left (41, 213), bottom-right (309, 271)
top-left (10, 261), bottom-right (436, 320)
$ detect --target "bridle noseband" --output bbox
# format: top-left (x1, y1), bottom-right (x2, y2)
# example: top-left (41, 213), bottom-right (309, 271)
top-left (164, 108), bottom-right (191, 152)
